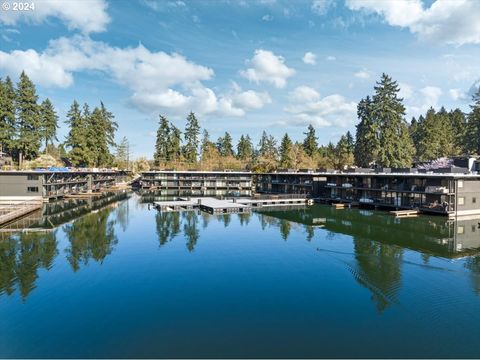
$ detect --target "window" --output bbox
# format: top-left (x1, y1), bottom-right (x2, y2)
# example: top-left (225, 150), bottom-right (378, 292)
top-left (27, 187), bottom-right (39, 193)
top-left (27, 175), bottom-right (39, 181)
top-left (457, 226), bottom-right (464, 234)
top-left (458, 197), bottom-right (465, 205)
top-left (473, 197), bottom-right (477, 204)
top-left (472, 225), bottom-right (476, 232)
top-left (458, 180), bottom-right (463, 188)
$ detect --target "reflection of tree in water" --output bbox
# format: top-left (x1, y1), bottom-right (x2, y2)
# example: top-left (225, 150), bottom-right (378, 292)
top-left (63, 207), bottom-right (117, 272)
top-left (115, 200), bottom-right (130, 232)
top-left (352, 238), bottom-right (403, 312)
top-left (183, 211), bottom-right (200, 252)
top-left (0, 231), bottom-right (58, 300)
top-left (219, 214), bottom-right (231, 227)
top-left (201, 212), bottom-right (211, 229)
top-left (465, 256), bottom-right (480, 295)
top-left (279, 219), bottom-right (291, 241)
top-left (156, 211), bottom-right (181, 246)
top-left (305, 225), bottom-right (314, 242)
top-left (238, 212), bottom-right (251, 226)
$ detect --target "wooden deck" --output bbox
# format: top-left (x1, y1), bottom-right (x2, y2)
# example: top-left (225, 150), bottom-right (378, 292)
top-left (0, 197), bottom-right (43, 226)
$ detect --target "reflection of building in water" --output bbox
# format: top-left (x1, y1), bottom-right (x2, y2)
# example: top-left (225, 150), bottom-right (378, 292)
top-left (0, 192), bottom-right (130, 299)
top-left (258, 206), bottom-right (480, 258)
top-left (257, 205), bottom-right (480, 311)
top-left (1, 191), bottom-right (130, 231)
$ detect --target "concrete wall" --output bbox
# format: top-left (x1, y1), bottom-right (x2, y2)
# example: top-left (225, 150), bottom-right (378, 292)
top-left (456, 179), bottom-right (480, 216)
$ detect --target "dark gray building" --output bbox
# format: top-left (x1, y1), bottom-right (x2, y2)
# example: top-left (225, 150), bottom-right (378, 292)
top-left (140, 170), bottom-right (253, 197)
top-left (0, 170), bottom-right (125, 199)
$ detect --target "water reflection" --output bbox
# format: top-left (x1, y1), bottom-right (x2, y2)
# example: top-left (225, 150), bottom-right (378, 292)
top-left (63, 205), bottom-right (118, 272)
top-left (0, 192), bottom-right (129, 298)
top-left (0, 231), bottom-right (58, 299)
top-left (2, 195), bottom-right (480, 307)
top-left (155, 211), bottom-right (181, 246)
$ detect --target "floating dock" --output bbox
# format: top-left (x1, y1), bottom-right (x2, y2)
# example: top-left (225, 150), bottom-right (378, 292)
top-left (390, 209), bottom-right (419, 218)
top-left (154, 196), bottom-right (310, 214)
top-left (0, 197), bottom-right (43, 226)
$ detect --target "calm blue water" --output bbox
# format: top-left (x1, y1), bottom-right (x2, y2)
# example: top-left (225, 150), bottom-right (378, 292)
top-left (1, 194), bottom-right (480, 358)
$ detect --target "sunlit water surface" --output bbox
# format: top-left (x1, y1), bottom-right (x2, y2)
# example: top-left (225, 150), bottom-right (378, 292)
top-left (1, 194), bottom-right (480, 358)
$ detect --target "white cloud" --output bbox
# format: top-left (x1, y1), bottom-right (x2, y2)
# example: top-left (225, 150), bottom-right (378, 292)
top-left (398, 82), bottom-right (414, 100)
top-left (326, 55), bottom-right (336, 61)
top-left (285, 86), bottom-right (357, 127)
top-left (218, 82), bottom-right (272, 117)
top-left (345, 0), bottom-right (480, 45)
top-left (302, 51), bottom-right (317, 65)
top-left (0, 0), bottom-right (110, 33)
top-left (449, 88), bottom-right (467, 101)
top-left (354, 70), bottom-right (370, 79)
top-left (262, 14), bottom-right (273, 21)
top-left (407, 85), bottom-right (443, 118)
top-left (0, 35), bottom-right (268, 117)
top-left (241, 49), bottom-right (295, 88)
top-left (311, 0), bottom-right (335, 16)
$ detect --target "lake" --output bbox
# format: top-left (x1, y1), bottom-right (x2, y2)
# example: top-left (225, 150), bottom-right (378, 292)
top-left (1, 193), bottom-right (479, 358)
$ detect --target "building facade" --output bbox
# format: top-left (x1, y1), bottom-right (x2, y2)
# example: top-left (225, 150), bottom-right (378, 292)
top-left (0, 170), bottom-right (125, 199)
top-left (140, 171), bottom-right (253, 197)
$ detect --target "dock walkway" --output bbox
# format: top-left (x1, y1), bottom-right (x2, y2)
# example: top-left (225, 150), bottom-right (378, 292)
top-left (155, 196), bottom-right (310, 214)
top-left (0, 197), bottom-right (43, 226)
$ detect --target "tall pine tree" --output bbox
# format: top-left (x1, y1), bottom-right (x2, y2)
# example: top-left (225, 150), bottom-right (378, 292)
top-left (279, 133), bottom-right (293, 168)
top-left (354, 95), bottom-right (379, 167)
top-left (302, 124), bottom-right (318, 157)
top-left (154, 115), bottom-right (170, 166)
top-left (466, 87), bottom-right (480, 155)
top-left (0, 77), bottom-right (16, 156)
top-left (15, 71), bottom-right (41, 166)
top-left (183, 112), bottom-right (200, 163)
top-left (39, 98), bottom-right (58, 151)
top-left (371, 74), bottom-right (414, 167)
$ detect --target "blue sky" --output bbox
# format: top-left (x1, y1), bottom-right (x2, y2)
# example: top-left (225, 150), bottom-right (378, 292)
top-left (1, 0), bottom-right (480, 158)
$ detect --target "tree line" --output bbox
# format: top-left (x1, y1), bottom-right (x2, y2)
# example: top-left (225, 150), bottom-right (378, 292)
top-left (0, 72), bottom-right (123, 168)
top-left (154, 73), bottom-right (480, 171)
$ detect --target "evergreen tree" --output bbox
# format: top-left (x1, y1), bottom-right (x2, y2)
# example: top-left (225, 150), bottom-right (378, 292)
top-left (279, 133), bottom-right (293, 168)
top-left (466, 87), bottom-right (480, 155)
top-left (15, 71), bottom-right (41, 166)
top-left (371, 74), bottom-right (414, 167)
top-left (303, 124), bottom-right (318, 157)
top-left (183, 112), bottom-right (200, 163)
top-left (0, 77), bottom-right (16, 155)
top-left (257, 131), bottom-right (278, 159)
top-left (168, 124), bottom-right (182, 162)
top-left (236, 134), bottom-right (254, 160)
top-left (94, 102), bottom-right (117, 166)
top-left (65, 101), bottom-right (90, 167)
top-left (115, 136), bottom-right (129, 169)
top-left (354, 95), bottom-right (379, 167)
top-left (39, 98), bottom-right (58, 151)
top-left (449, 108), bottom-right (467, 155)
top-left (345, 130), bottom-right (355, 153)
top-left (415, 107), bottom-right (457, 161)
top-left (216, 132), bottom-right (234, 157)
top-left (154, 115), bottom-right (170, 166)
top-left (334, 134), bottom-right (354, 169)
